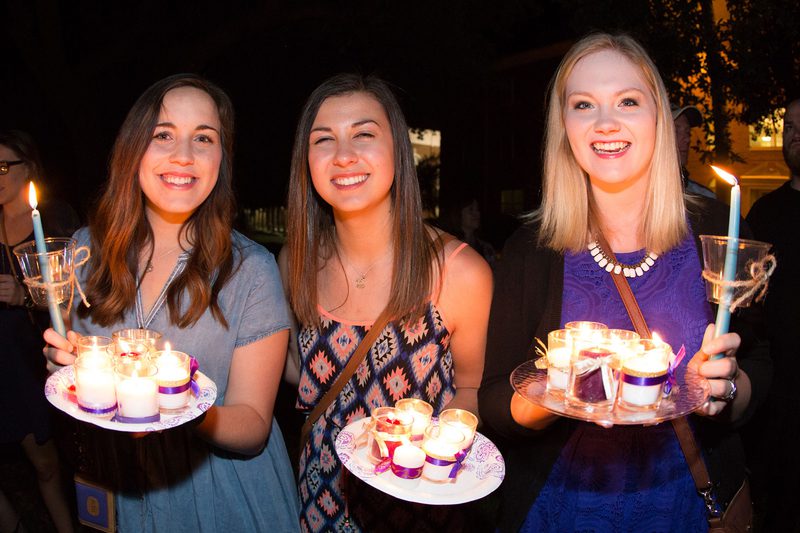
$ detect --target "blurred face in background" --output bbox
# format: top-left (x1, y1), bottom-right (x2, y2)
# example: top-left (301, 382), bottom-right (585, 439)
top-left (674, 113), bottom-right (692, 167)
top-left (783, 100), bottom-right (800, 176)
top-left (0, 144), bottom-right (27, 207)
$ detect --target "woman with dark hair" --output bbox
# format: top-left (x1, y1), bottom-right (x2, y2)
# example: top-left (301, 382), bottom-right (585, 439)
top-left (43, 74), bottom-right (300, 532)
top-left (479, 34), bottom-right (769, 532)
top-left (1, 129), bottom-right (77, 532)
top-left (281, 73), bottom-right (493, 532)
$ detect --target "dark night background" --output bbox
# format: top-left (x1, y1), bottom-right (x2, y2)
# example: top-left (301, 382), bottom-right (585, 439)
top-left (1, 1), bottom-right (583, 249)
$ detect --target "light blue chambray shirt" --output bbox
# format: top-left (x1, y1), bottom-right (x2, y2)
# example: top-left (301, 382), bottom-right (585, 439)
top-left (71, 228), bottom-right (300, 532)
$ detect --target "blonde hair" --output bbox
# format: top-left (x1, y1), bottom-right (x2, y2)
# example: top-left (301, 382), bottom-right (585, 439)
top-left (536, 33), bottom-right (686, 254)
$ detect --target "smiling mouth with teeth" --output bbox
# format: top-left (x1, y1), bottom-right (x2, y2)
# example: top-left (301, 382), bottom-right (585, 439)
top-left (592, 142), bottom-right (631, 154)
top-left (332, 174), bottom-right (368, 186)
top-left (161, 175), bottom-right (196, 185)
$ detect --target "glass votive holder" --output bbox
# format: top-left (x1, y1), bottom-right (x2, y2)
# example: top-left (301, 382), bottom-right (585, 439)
top-left (76, 335), bottom-right (113, 361)
top-left (421, 424), bottom-right (465, 483)
top-left (438, 408), bottom-right (478, 453)
top-left (545, 329), bottom-right (573, 392)
top-left (617, 338), bottom-right (672, 410)
top-left (366, 407), bottom-right (413, 464)
top-left (114, 359), bottom-right (160, 423)
top-left (74, 355), bottom-right (117, 418)
top-left (566, 341), bottom-right (616, 411)
top-left (154, 348), bottom-right (192, 411)
top-left (395, 398), bottom-right (433, 445)
top-left (564, 321), bottom-right (608, 335)
top-left (112, 328), bottom-right (162, 360)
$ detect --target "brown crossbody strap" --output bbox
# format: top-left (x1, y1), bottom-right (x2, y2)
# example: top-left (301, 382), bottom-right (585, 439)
top-left (300, 307), bottom-right (394, 448)
top-left (595, 232), bottom-right (717, 513)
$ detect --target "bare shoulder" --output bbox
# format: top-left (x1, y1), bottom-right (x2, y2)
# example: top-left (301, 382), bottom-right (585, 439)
top-left (424, 225), bottom-right (492, 303)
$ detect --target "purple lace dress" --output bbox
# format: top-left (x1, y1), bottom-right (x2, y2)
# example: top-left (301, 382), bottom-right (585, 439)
top-left (521, 228), bottom-right (711, 533)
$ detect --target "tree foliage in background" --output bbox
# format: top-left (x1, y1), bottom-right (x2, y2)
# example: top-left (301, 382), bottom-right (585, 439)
top-left (556, 0), bottom-right (799, 164)
top-left (723, 0), bottom-right (800, 130)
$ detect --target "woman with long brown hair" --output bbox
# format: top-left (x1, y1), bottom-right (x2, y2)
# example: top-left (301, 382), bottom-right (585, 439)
top-left (44, 74), bottom-right (300, 532)
top-left (281, 73), bottom-right (493, 532)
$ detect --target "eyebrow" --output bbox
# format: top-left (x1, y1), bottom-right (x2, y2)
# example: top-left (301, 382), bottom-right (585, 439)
top-left (155, 121), bottom-right (220, 133)
top-left (310, 118), bottom-right (380, 133)
top-left (567, 87), bottom-right (646, 98)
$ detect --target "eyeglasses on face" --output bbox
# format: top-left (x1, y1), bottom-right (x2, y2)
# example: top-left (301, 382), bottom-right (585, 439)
top-left (0, 160), bottom-right (24, 175)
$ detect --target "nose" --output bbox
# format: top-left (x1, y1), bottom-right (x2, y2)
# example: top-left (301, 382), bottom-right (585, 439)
top-left (170, 137), bottom-right (194, 165)
top-left (594, 107), bottom-right (621, 134)
top-left (333, 141), bottom-right (357, 167)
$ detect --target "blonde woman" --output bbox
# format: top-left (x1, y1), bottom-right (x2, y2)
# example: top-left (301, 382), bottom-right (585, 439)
top-left (479, 34), bottom-right (769, 532)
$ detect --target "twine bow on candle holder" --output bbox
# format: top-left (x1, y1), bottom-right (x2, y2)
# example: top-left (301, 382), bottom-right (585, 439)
top-left (702, 253), bottom-right (776, 313)
top-left (21, 245), bottom-right (93, 310)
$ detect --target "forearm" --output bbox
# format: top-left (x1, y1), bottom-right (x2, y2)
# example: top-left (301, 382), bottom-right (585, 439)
top-left (511, 392), bottom-right (559, 430)
top-left (194, 403), bottom-right (272, 455)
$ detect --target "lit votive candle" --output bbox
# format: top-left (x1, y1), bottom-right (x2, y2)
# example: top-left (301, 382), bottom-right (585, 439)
top-left (421, 425), bottom-right (464, 483)
top-left (391, 443), bottom-right (426, 486)
top-left (546, 329), bottom-right (574, 391)
top-left (76, 336), bottom-right (113, 360)
top-left (367, 407), bottom-right (413, 464)
top-left (617, 338), bottom-right (671, 410)
top-left (154, 345), bottom-right (191, 411)
top-left (115, 359), bottom-right (160, 423)
top-left (438, 408), bottom-right (478, 452)
top-left (112, 328), bottom-right (162, 361)
top-left (394, 398), bottom-right (433, 444)
top-left (74, 355), bottom-right (116, 418)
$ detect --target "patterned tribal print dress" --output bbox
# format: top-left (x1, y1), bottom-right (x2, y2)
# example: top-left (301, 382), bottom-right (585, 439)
top-left (295, 299), bottom-right (459, 532)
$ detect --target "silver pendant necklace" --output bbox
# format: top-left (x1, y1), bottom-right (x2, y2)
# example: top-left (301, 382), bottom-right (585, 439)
top-left (144, 245), bottom-right (182, 273)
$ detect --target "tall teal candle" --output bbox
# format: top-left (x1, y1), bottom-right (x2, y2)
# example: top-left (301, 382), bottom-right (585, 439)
top-left (29, 182), bottom-right (66, 336)
top-left (709, 167), bottom-right (740, 354)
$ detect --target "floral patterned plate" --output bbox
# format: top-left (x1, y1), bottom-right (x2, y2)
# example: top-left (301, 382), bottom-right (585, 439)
top-left (335, 417), bottom-right (505, 505)
top-left (45, 364), bottom-right (216, 432)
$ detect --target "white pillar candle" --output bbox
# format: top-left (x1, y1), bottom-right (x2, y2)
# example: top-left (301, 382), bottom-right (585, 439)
top-left (546, 346), bottom-right (571, 390)
top-left (421, 425), bottom-right (463, 482)
top-left (618, 348), bottom-right (670, 409)
top-left (74, 356), bottom-right (116, 416)
top-left (115, 361), bottom-right (159, 419)
top-left (155, 347), bottom-right (191, 411)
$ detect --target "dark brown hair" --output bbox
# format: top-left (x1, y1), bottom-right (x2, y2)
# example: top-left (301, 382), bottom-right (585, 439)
top-left (78, 73), bottom-right (237, 328)
top-left (0, 129), bottom-right (44, 183)
top-left (286, 73), bottom-right (441, 326)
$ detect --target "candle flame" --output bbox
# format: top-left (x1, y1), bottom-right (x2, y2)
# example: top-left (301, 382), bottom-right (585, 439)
top-left (164, 341), bottom-right (172, 354)
top-left (710, 165), bottom-right (738, 187)
top-left (28, 182), bottom-right (38, 209)
top-left (652, 332), bottom-right (663, 344)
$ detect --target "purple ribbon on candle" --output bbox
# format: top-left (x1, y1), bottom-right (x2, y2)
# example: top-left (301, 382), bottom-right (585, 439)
top-left (158, 382), bottom-right (191, 394)
top-left (622, 373), bottom-right (668, 386)
top-left (664, 344), bottom-right (686, 395)
top-left (78, 403), bottom-right (117, 415)
top-left (190, 356), bottom-right (200, 396)
top-left (112, 413), bottom-right (161, 424)
top-left (390, 463), bottom-right (423, 479)
top-left (449, 450), bottom-right (467, 478)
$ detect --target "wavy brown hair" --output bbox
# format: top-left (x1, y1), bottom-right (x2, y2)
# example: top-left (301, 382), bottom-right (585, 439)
top-left (286, 73), bottom-right (441, 326)
top-left (77, 74), bottom-right (236, 328)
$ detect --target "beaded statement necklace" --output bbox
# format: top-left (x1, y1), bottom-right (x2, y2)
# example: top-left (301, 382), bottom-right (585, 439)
top-left (588, 240), bottom-right (658, 278)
